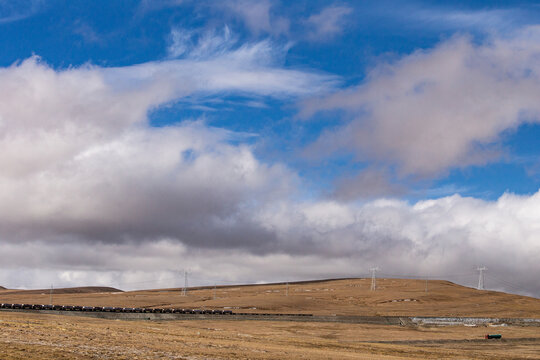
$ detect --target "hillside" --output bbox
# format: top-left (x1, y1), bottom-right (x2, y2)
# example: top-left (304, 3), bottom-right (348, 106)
top-left (1, 286), bottom-right (121, 296)
top-left (0, 278), bottom-right (538, 318)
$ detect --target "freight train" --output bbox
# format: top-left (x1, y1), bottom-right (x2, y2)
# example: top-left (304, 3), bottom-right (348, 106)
top-left (0, 303), bottom-right (233, 314)
top-left (0, 303), bottom-right (312, 316)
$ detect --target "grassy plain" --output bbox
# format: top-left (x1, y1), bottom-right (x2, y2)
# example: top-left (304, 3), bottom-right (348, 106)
top-left (0, 278), bottom-right (539, 359)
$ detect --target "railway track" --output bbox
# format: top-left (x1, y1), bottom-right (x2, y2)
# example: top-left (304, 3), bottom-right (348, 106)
top-left (1, 304), bottom-right (539, 326)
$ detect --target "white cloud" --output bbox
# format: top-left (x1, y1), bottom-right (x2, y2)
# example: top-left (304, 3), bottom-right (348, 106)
top-left (220, 0), bottom-right (289, 37)
top-left (112, 38), bottom-right (337, 99)
top-left (301, 27), bottom-right (540, 176)
top-left (0, 0), bottom-right (43, 24)
top-left (414, 7), bottom-right (525, 32)
top-left (167, 26), bottom-right (236, 59)
top-left (304, 5), bottom-right (353, 40)
top-left (252, 191), bottom-right (540, 296)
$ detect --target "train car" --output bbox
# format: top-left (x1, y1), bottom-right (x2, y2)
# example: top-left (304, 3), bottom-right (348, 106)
top-left (102, 307), bottom-right (114, 312)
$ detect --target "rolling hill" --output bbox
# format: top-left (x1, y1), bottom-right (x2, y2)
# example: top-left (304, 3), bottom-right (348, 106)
top-left (0, 278), bottom-right (538, 318)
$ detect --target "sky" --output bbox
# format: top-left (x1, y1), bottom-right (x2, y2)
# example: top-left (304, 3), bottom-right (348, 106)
top-left (0, 0), bottom-right (539, 297)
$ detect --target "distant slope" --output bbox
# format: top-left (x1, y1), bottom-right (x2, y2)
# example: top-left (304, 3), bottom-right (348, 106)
top-left (2, 286), bottom-right (122, 296)
top-left (0, 279), bottom-right (538, 318)
top-left (0, 286), bottom-right (5, 290)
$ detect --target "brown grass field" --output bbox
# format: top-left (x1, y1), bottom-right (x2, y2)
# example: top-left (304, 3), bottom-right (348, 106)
top-left (1, 278), bottom-right (539, 359)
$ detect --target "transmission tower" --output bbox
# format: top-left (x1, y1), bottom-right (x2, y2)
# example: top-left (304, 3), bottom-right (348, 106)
top-left (182, 270), bottom-right (189, 296)
top-left (370, 267), bottom-right (379, 291)
top-left (477, 267), bottom-right (487, 290)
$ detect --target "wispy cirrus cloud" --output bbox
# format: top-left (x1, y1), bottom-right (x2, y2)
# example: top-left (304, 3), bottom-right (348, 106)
top-left (219, 0), bottom-right (289, 37)
top-left (0, 0), bottom-right (44, 24)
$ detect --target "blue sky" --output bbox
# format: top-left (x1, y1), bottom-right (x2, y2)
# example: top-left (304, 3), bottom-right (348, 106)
top-left (0, 0), bottom-right (539, 296)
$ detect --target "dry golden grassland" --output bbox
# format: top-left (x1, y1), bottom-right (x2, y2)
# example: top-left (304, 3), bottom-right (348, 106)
top-left (0, 278), bottom-right (539, 359)
top-left (0, 312), bottom-right (538, 359)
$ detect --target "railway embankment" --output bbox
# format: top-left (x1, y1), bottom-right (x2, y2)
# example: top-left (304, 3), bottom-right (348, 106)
top-left (1, 308), bottom-right (539, 326)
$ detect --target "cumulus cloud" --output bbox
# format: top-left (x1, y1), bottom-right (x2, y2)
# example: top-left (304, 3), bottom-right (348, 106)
top-left (0, 44), bottom-right (331, 289)
top-left (301, 27), bottom-right (540, 177)
top-left (252, 191), bottom-right (540, 296)
top-left (0, 41), bottom-right (333, 248)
